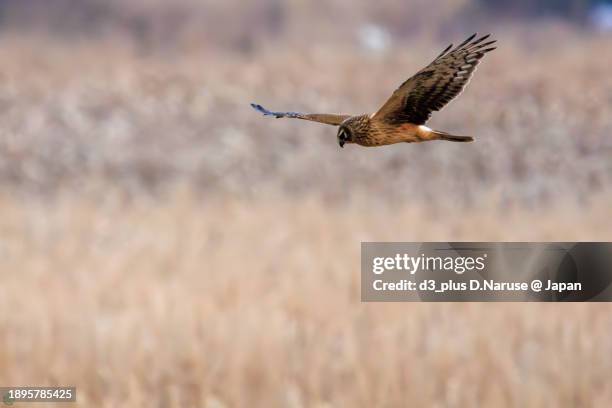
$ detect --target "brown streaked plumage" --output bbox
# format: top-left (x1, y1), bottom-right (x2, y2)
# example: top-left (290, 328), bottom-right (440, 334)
top-left (252, 33), bottom-right (496, 148)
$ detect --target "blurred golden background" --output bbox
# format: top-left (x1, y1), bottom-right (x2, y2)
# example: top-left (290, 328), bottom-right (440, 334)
top-left (0, 0), bottom-right (611, 406)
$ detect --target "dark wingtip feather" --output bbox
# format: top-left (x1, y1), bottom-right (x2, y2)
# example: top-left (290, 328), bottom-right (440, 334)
top-left (435, 43), bottom-right (454, 60)
top-left (469, 40), bottom-right (497, 52)
top-left (251, 103), bottom-right (274, 116)
top-left (455, 33), bottom-right (478, 50)
top-left (479, 40), bottom-right (497, 48)
top-left (473, 33), bottom-right (491, 44)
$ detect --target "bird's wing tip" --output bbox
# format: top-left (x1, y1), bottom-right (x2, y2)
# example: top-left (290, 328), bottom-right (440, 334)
top-left (251, 103), bottom-right (269, 115)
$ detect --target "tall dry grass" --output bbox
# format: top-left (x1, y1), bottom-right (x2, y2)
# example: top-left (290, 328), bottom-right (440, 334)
top-left (1, 194), bottom-right (612, 407)
top-left (0, 32), bottom-right (610, 207)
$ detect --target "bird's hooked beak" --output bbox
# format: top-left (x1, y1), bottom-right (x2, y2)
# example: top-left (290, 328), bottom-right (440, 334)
top-left (337, 127), bottom-right (347, 148)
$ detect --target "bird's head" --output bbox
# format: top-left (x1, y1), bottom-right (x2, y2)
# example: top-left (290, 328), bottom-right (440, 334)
top-left (337, 126), bottom-right (353, 148)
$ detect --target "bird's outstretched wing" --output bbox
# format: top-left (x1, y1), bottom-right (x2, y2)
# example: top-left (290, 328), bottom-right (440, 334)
top-left (372, 33), bottom-right (497, 125)
top-left (251, 103), bottom-right (350, 126)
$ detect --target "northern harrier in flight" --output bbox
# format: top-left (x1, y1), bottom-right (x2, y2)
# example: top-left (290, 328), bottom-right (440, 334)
top-left (252, 33), bottom-right (496, 148)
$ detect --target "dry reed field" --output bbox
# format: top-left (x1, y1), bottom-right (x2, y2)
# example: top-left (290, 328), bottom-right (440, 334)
top-left (1, 195), bottom-right (612, 407)
top-left (0, 30), bottom-right (610, 204)
top-left (0, 0), bottom-right (611, 405)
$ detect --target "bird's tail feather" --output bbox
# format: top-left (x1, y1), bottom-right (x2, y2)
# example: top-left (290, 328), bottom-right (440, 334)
top-left (432, 130), bottom-right (474, 142)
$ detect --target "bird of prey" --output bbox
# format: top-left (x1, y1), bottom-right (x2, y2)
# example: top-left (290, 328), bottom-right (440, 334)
top-left (252, 33), bottom-right (496, 148)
